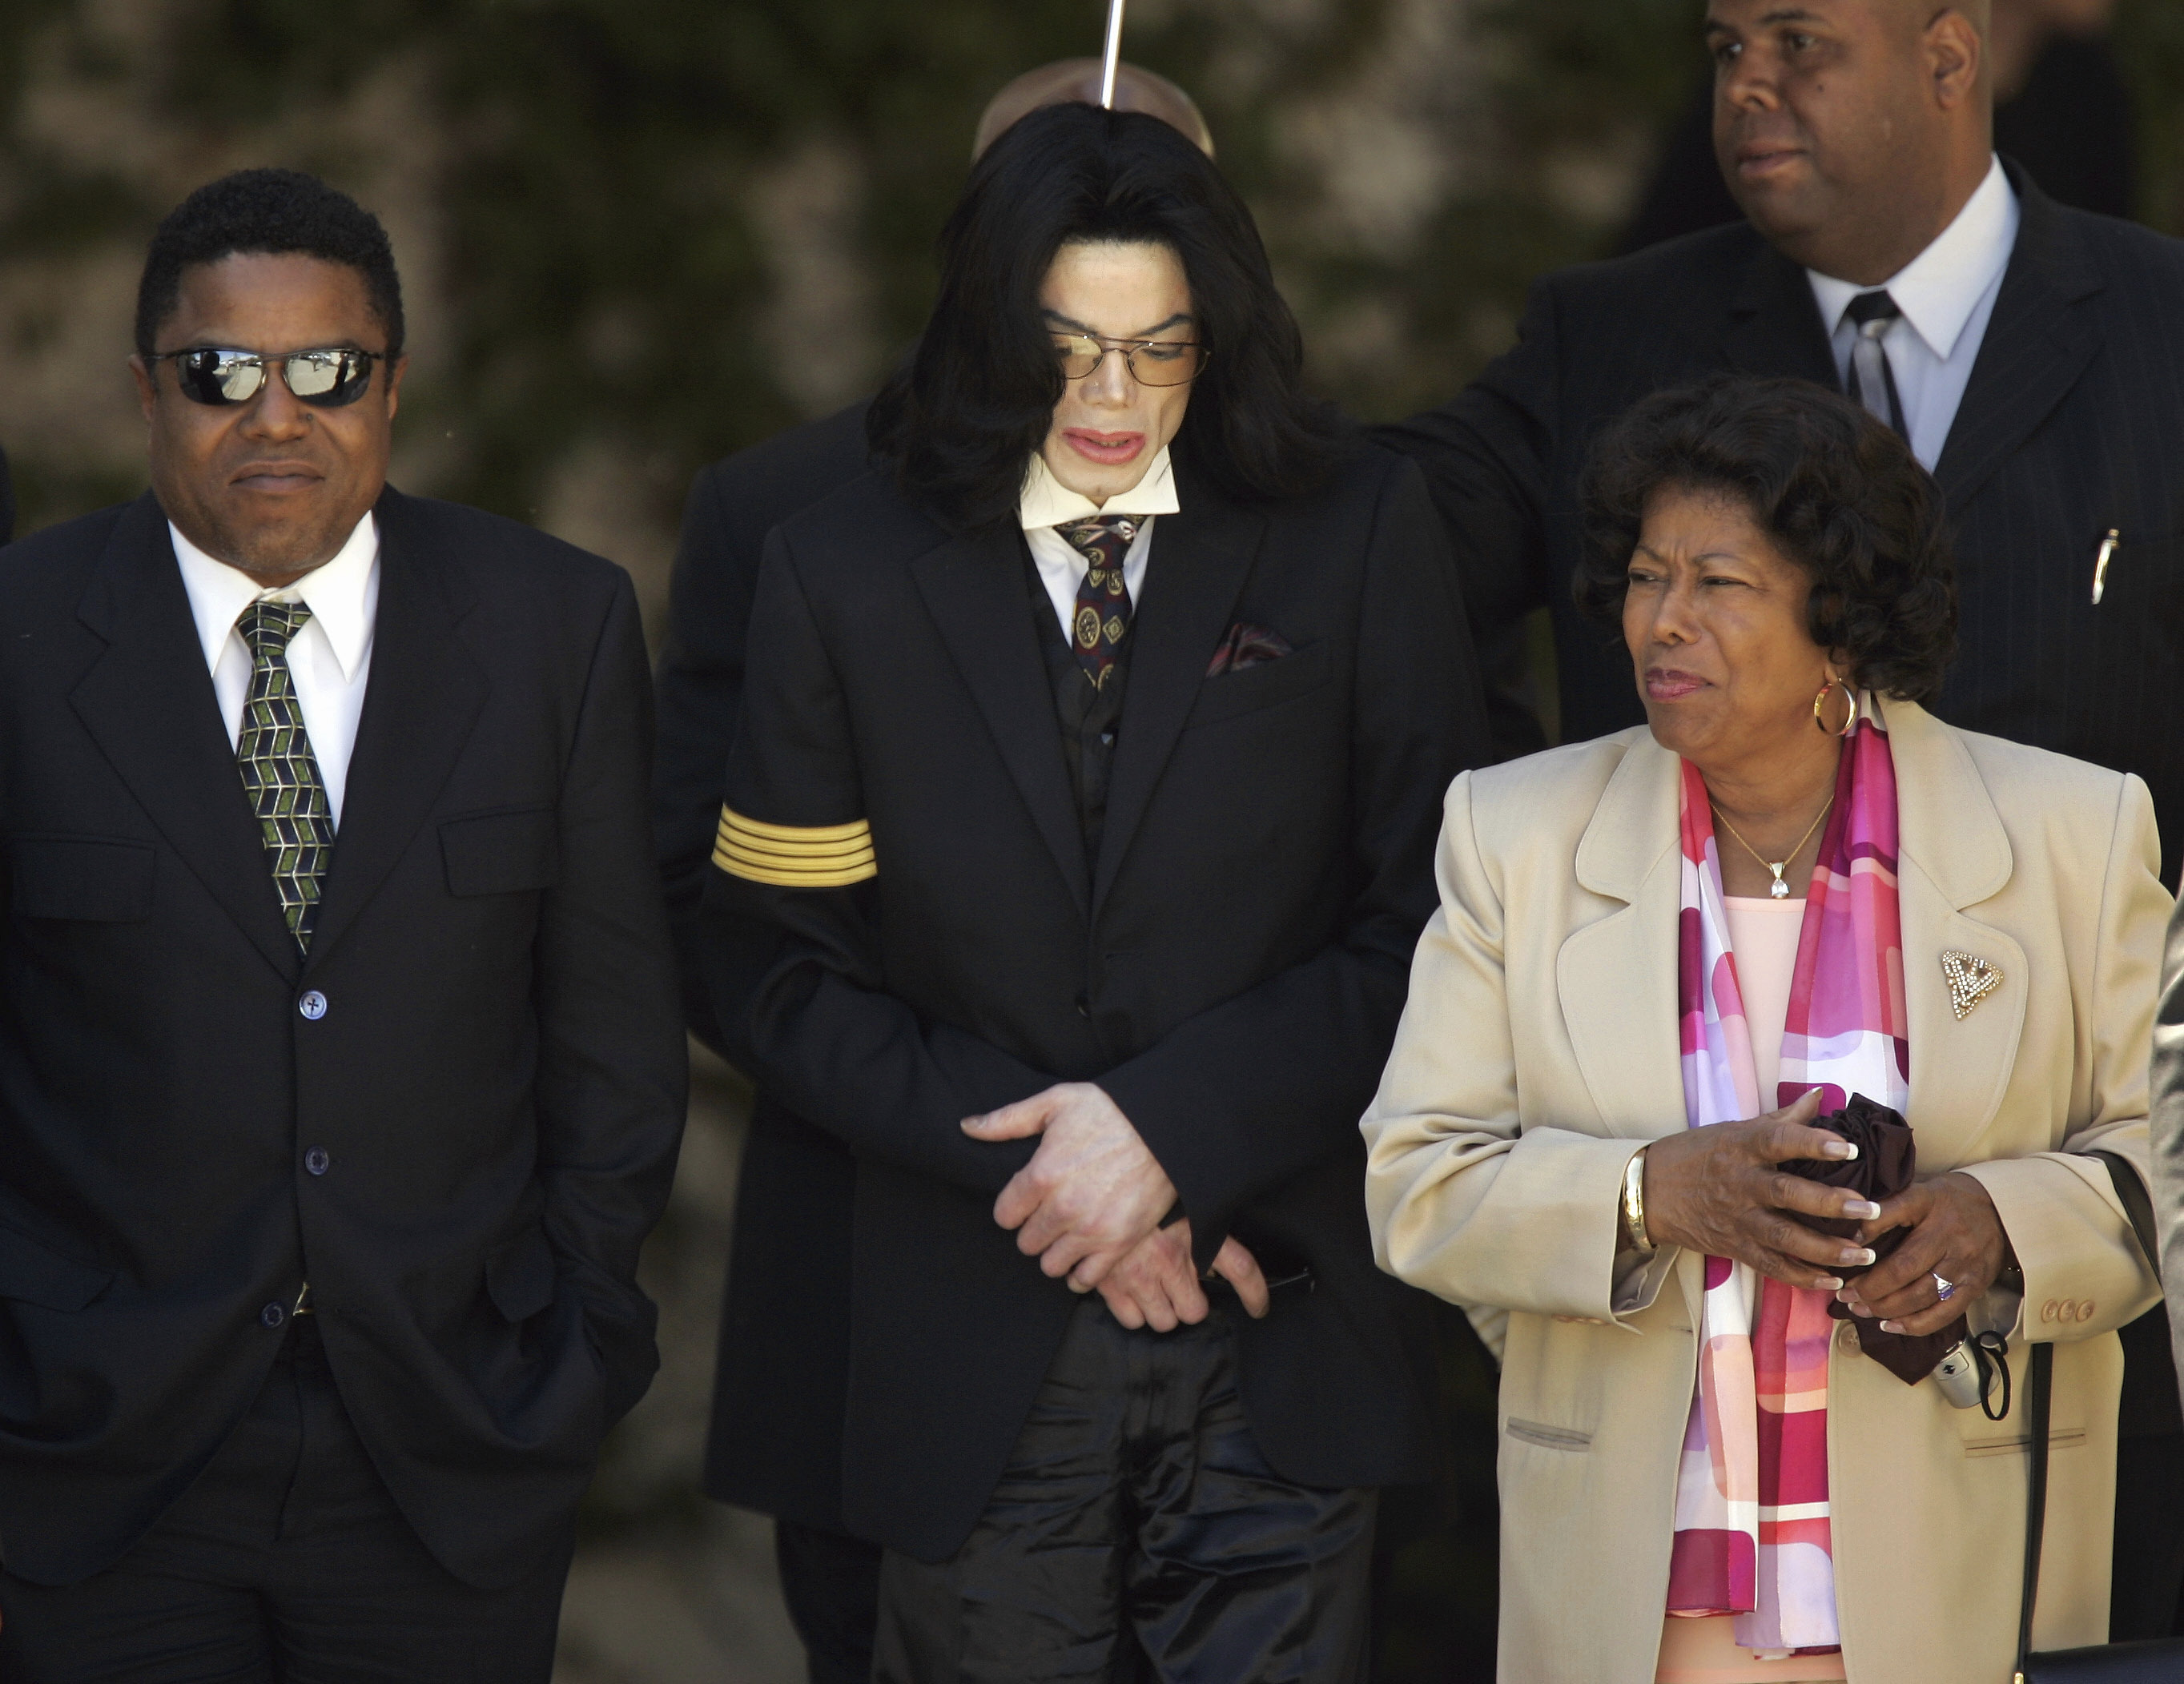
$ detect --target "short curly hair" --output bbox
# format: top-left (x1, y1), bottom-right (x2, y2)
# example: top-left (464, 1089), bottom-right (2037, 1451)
top-left (135, 168), bottom-right (404, 359)
top-left (1575, 376), bottom-right (1957, 702)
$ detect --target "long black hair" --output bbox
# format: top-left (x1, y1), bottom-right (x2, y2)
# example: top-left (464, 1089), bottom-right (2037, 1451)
top-left (868, 102), bottom-right (1349, 529)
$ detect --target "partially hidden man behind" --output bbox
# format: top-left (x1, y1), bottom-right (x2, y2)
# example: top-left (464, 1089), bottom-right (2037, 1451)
top-left (653, 60), bottom-right (1216, 1684)
top-left (1377, 0), bottom-right (2184, 1638)
top-left (700, 103), bottom-right (1490, 1679)
top-left (0, 170), bottom-right (686, 1681)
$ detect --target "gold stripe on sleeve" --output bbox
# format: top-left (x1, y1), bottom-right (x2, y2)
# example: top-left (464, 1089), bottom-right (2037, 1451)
top-left (713, 806), bottom-right (877, 887)
top-left (720, 821), bottom-right (873, 865)
top-left (719, 811), bottom-right (871, 846)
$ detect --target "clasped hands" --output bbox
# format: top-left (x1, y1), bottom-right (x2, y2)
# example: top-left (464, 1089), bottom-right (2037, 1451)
top-left (1640, 1089), bottom-right (2011, 1340)
top-left (962, 1083), bottom-right (1269, 1331)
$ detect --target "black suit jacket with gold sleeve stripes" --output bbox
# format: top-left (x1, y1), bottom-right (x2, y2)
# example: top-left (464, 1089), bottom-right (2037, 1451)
top-left (702, 441), bottom-right (1494, 1561)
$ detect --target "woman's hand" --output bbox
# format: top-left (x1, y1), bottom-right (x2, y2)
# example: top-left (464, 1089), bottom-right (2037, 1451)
top-left (1640, 1090), bottom-right (1883, 1290)
top-left (1837, 1173), bottom-right (2009, 1337)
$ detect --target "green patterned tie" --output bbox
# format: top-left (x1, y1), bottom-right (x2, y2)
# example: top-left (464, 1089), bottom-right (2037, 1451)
top-left (235, 601), bottom-right (333, 953)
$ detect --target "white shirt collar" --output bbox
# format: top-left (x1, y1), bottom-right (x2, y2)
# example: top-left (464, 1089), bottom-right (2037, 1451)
top-left (170, 512), bottom-right (380, 681)
top-left (1018, 445), bottom-right (1180, 532)
top-left (1807, 155), bottom-right (2019, 361)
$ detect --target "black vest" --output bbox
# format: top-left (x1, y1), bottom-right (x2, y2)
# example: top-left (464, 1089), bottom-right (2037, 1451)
top-left (1023, 542), bottom-right (1129, 877)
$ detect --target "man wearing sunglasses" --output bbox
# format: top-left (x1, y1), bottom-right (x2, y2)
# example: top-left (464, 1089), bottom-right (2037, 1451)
top-left (0, 168), bottom-right (686, 1682)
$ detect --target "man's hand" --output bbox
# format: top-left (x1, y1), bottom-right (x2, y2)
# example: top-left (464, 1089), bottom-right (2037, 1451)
top-left (1837, 1172), bottom-right (2010, 1338)
top-left (1096, 1222), bottom-right (1271, 1332)
top-left (962, 1082), bottom-right (1176, 1288)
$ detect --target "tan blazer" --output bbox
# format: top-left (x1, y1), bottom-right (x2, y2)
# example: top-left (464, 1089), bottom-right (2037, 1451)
top-left (1362, 698), bottom-right (2168, 1684)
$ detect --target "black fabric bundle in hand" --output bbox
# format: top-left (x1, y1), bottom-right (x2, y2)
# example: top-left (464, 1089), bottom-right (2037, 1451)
top-left (1780, 1093), bottom-right (1966, 1385)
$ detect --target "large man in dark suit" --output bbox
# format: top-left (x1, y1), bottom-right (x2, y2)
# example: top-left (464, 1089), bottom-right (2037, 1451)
top-left (0, 170), bottom-right (686, 1680)
top-left (654, 63), bottom-right (1221, 1684)
top-left (1379, 0), bottom-right (2184, 1639)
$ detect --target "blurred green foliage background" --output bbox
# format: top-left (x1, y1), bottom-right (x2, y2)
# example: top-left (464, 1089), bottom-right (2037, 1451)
top-left (3, 3), bottom-right (2180, 1678)
top-left (7, 0), bottom-right (2178, 553)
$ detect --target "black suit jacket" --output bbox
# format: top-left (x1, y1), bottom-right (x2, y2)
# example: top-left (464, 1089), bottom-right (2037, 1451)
top-left (0, 488), bottom-right (686, 1588)
top-left (652, 402), bottom-right (875, 1531)
top-left (705, 445), bottom-right (1492, 1561)
top-left (1379, 166), bottom-right (2184, 883)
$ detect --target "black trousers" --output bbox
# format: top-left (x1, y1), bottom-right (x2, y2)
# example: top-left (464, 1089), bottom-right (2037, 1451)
top-left (775, 1519), bottom-right (883, 1684)
top-left (873, 1299), bottom-right (1377, 1684)
top-left (2111, 1432), bottom-right (2184, 1641)
top-left (0, 1318), bottom-right (573, 1684)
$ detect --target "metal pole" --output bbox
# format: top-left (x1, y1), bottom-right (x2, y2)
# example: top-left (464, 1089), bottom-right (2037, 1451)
top-left (1099, 0), bottom-right (1126, 108)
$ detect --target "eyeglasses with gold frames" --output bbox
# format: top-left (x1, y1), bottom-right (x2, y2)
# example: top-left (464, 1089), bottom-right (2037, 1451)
top-left (1052, 332), bottom-right (1209, 388)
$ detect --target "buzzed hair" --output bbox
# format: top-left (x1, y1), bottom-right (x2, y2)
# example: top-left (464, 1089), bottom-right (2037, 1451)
top-left (135, 168), bottom-right (404, 359)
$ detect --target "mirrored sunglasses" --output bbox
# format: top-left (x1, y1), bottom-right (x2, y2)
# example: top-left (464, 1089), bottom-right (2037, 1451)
top-left (147, 347), bottom-right (384, 408)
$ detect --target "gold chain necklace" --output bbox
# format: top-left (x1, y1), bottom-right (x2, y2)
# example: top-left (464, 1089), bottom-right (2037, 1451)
top-left (1711, 797), bottom-right (1833, 900)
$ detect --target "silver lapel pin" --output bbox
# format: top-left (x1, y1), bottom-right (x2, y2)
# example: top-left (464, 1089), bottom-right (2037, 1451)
top-left (2093, 529), bottom-right (2120, 605)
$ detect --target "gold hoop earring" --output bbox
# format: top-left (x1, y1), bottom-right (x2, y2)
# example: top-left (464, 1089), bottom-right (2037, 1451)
top-left (1813, 678), bottom-right (1856, 738)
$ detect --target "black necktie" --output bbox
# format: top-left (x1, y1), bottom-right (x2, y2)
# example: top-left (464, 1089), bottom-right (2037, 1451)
top-left (1844, 290), bottom-right (1907, 440)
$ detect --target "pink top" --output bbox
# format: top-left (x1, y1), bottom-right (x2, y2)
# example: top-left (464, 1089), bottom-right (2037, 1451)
top-left (1656, 898), bottom-right (1845, 1684)
top-left (1724, 896), bottom-right (1806, 1105)
top-left (1655, 1615), bottom-right (1848, 1683)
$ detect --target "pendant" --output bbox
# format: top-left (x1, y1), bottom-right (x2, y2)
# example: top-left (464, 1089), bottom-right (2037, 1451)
top-left (1768, 867), bottom-right (1789, 899)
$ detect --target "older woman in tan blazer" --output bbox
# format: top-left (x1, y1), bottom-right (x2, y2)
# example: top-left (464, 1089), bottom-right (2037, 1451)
top-left (1363, 379), bottom-right (2167, 1684)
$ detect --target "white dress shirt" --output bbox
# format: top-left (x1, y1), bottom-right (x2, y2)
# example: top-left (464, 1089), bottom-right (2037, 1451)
top-left (1807, 155), bottom-right (2020, 472)
top-left (1019, 445), bottom-right (1180, 632)
top-left (170, 513), bottom-right (380, 826)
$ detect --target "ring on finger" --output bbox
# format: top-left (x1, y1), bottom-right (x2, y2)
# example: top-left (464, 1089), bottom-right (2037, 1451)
top-left (1933, 1272), bottom-right (1956, 1301)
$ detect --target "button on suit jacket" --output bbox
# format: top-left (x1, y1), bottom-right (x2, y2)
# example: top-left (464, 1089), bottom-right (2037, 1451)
top-left (0, 488), bottom-right (686, 1589)
top-left (706, 444), bottom-right (1493, 1561)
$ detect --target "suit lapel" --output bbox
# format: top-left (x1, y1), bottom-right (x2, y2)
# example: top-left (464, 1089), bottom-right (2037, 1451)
top-left (1932, 175), bottom-right (2102, 515)
top-left (908, 523), bottom-right (1090, 914)
top-left (69, 494), bottom-right (301, 982)
top-left (1092, 484), bottom-right (1264, 914)
top-left (1721, 239), bottom-right (1841, 387)
top-left (1884, 700), bottom-right (2029, 1168)
top-left (1558, 735), bottom-right (1688, 1144)
top-left (302, 489), bottom-right (489, 969)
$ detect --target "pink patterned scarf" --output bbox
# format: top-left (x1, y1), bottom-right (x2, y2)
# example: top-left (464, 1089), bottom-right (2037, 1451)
top-left (1665, 701), bottom-right (1908, 1656)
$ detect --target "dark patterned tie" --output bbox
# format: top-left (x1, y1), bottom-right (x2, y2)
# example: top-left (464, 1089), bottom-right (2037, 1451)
top-left (235, 601), bottom-right (334, 953)
top-left (1055, 515), bottom-right (1139, 690)
top-left (1844, 290), bottom-right (1907, 439)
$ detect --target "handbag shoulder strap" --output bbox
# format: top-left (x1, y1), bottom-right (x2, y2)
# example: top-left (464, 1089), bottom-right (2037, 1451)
top-left (2015, 1152), bottom-right (2158, 1677)
top-left (2089, 1149), bottom-right (2161, 1275)
top-left (2016, 1339), bottom-right (2055, 1680)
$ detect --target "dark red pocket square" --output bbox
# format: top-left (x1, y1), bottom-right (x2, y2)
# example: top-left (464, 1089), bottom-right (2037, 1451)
top-left (1205, 622), bottom-right (1294, 677)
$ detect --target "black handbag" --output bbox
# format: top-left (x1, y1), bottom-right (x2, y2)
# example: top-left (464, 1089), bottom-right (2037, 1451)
top-left (2011, 1154), bottom-right (2184, 1682)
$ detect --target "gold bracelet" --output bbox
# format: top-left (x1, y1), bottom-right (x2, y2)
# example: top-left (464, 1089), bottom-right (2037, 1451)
top-left (1622, 1147), bottom-right (1655, 1255)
